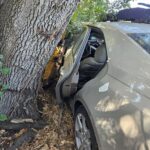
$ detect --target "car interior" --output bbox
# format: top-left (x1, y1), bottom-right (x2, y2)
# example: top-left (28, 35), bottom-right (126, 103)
top-left (58, 27), bottom-right (107, 100)
top-left (78, 28), bottom-right (107, 89)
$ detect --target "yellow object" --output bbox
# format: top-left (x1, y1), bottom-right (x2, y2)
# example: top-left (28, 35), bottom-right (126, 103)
top-left (42, 46), bottom-right (61, 81)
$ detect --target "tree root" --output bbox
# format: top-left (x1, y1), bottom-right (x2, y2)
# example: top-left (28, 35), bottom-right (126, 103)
top-left (7, 129), bottom-right (36, 150)
top-left (0, 120), bottom-right (47, 149)
top-left (0, 120), bottom-right (47, 130)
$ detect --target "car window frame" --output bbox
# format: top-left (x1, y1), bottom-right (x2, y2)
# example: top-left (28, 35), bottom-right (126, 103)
top-left (55, 26), bottom-right (91, 103)
top-left (128, 33), bottom-right (150, 54)
top-left (61, 27), bottom-right (90, 76)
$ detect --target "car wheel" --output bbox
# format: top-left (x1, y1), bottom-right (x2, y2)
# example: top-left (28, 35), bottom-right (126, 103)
top-left (75, 105), bottom-right (98, 150)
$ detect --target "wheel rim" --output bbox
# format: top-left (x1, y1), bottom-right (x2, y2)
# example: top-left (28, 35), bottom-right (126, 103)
top-left (75, 113), bottom-right (91, 150)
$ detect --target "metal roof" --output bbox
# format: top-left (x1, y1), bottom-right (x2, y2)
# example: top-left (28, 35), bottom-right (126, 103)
top-left (89, 22), bottom-right (150, 33)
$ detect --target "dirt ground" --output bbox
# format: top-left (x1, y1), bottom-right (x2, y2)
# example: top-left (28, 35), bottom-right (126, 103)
top-left (19, 89), bottom-right (75, 150)
top-left (0, 87), bottom-right (74, 150)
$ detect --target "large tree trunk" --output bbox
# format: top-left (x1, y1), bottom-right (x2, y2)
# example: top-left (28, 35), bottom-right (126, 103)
top-left (0, 0), bottom-right (79, 119)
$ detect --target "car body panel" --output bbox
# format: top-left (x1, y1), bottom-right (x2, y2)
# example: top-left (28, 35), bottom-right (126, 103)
top-left (74, 64), bottom-right (150, 150)
top-left (74, 23), bottom-right (150, 149)
top-left (56, 22), bottom-right (150, 149)
top-left (92, 22), bottom-right (150, 99)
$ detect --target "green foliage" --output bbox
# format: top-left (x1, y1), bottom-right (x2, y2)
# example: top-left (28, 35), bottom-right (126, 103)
top-left (72, 0), bottom-right (108, 23)
top-left (107, 0), bottom-right (132, 14)
top-left (2, 84), bottom-right (9, 90)
top-left (0, 91), bottom-right (3, 97)
top-left (66, 0), bottom-right (132, 35)
top-left (67, 0), bottom-right (108, 34)
top-left (1, 67), bottom-right (11, 75)
top-left (0, 54), bottom-right (10, 97)
top-left (0, 114), bottom-right (8, 121)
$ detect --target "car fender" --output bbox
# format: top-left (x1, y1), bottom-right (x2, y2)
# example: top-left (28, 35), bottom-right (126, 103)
top-left (73, 70), bottom-right (150, 150)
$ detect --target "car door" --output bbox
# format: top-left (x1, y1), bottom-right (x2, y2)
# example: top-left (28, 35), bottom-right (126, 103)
top-left (55, 27), bottom-right (91, 104)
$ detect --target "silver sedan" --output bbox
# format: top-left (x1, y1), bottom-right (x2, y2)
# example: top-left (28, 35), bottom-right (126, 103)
top-left (55, 22), bottom-right (150, 150)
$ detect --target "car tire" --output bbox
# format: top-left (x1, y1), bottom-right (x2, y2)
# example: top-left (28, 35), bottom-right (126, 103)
top-left (74, 105), bottom-right (98, 150)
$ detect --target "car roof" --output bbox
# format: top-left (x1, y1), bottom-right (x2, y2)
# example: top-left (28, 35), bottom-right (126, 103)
top-left (87, 22), bottom-right (150, 34)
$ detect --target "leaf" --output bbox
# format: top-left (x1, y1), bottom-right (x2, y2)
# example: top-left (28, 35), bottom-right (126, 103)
top-left (14, 128), bottom-right (27, 138)
top-left (0, 114), bottom-right (8, 121)
top-left (2, 84), bottom-right (9, 90)
top-left (2, 67), bottom-right (10, 75)
top-left (0, 91), bottom-right (3, 97)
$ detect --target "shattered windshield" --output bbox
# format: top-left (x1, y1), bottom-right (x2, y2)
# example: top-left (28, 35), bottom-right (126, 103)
top-left (128, 33), bottom-right (150, 54)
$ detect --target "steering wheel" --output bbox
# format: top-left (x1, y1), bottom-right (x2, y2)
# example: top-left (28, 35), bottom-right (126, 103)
top-left (81, 39), bottom-right (103, 60)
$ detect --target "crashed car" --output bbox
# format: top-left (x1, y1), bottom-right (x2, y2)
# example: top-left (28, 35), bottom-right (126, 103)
top-left (55, 22), bottom-right (150, 150)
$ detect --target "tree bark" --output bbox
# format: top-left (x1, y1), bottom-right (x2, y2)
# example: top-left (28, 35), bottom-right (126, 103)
top-left (0, 0), bottom-right (79, 119)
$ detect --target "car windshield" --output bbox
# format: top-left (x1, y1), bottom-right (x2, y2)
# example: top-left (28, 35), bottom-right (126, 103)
top-left (128, 33), bottom-right (150, 54)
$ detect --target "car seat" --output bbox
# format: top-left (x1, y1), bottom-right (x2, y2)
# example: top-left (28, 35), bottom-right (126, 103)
top-left (78, 44), bottom-right (107, 89)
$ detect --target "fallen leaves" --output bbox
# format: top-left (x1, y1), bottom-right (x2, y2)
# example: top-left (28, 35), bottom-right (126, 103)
top-left (20, 89), bottom-right (74, 150)
top-left (0, 88), bottom-right (74, 150)
top-left (14, 129), bottom-right (27, 139)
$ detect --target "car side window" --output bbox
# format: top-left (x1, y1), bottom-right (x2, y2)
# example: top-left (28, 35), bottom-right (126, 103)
top-left (128, 33), bottom-right (150, 54)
